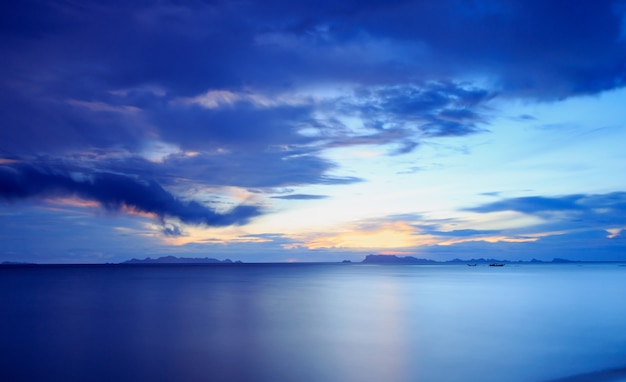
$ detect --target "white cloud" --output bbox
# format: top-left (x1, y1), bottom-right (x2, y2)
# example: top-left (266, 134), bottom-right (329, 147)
top-left (180, 89), bottom-right (312, 109)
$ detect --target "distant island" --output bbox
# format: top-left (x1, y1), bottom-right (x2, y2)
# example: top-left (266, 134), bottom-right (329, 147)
top-left (360, 254), bottom-right (581, 265)
top-left (0, 255), bottom-right (607, 266)
top-left (122, 255), bottom-right (583, 265)
top-left (123, 256), bottom-right (240, 264)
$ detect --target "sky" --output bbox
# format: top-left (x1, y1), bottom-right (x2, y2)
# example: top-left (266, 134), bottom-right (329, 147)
top-left (1, 0), bottom-right (626, 263)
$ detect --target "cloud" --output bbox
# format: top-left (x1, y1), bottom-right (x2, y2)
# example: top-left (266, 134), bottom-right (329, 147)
top-left (155, 150), bottom-right (363, 188)
top-left (436, 235), bottom-right (537, 246)
top-left (3, 0), bottom-right (623, 156)
top-left (283, 213), bottom-right (540, 251)
top-left (321, 82), bottom-right (493, 151)
top-left (467, 195), bottom-right (585, 214)
top-left (467, 192), bottom-right (626, 234)
top-left (148, 80), bottom-right (492, 160)
top-left (180, 89), bottom-right (312, 109)
top-left (154, 100), bottom-right (316, 152)
top-left (429, 228), bottom-right (502, 237)
top-left (271, 194), bottom-right (329, 200)
top-left (161, 223), bottom-right (184, 237)
top-left (335, 0), bottom-right (626, 98)
top-left (0, 162), bottom-right (261, 227)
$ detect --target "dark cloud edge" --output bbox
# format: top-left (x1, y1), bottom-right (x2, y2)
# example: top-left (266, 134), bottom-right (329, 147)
top-left (0, 163), bottom-right (261, 227)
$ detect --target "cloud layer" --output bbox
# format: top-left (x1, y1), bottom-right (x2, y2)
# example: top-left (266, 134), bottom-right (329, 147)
top-left (3, 0), bottom-right (624, 154)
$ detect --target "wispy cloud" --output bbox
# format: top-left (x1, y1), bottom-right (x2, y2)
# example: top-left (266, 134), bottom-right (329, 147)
top-left (180, 89), bottom-right (312, 109)
top-left (271, 194), bottom-right (329, 200)
top-left (468, 193), bottom-right (626, 227)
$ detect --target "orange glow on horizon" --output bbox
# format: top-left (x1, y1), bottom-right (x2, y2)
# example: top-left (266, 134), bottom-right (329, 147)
top-left (286, 221), bottom-right (437, 250)
top-left (161, 234), bottom-right (271, 246)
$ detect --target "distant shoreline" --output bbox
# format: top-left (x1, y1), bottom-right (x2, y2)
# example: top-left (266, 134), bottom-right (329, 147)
top-left (2, 254), bottom-right (626, 266)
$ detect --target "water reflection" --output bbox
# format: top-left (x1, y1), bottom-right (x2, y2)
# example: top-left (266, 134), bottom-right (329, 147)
top-left (1, 264), bottom-right (626, 381)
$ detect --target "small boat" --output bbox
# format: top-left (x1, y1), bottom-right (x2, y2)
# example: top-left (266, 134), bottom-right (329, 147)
top-left (489, 263), bottom-right (505, 267)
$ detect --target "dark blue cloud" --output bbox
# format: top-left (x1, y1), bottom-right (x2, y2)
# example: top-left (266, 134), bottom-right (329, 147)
top-left (153, 102), bottom-right (315, 151)
top-left (468, 195), bottom-right (585, 214)
top-left (155, 151), bottom-right (363, 188)
top-left (3, 0), bottom-right (623, 143)
top-left (349, 82), bottom-right (492, 134)
top-left (2, 0), bottom-right (622, 157)
top-left (468, 192), bottom-right (626, 228)
top-left (333, 0), bottom-right (626, 98)
top-left (0, 91), bottom-right (151, 155)
top-left (0, 162), bottom-right (260, 226)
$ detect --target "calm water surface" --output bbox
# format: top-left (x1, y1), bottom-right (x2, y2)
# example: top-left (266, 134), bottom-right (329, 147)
top-left (1, 263), bottom-right (626, 382)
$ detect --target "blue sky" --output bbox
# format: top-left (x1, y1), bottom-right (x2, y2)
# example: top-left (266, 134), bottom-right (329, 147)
top-left (1, 0), bottom-right (626, 263)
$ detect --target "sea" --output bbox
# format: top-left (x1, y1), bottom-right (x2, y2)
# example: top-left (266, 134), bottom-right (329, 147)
top-left (1, 262), bottom-right (626, 382)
